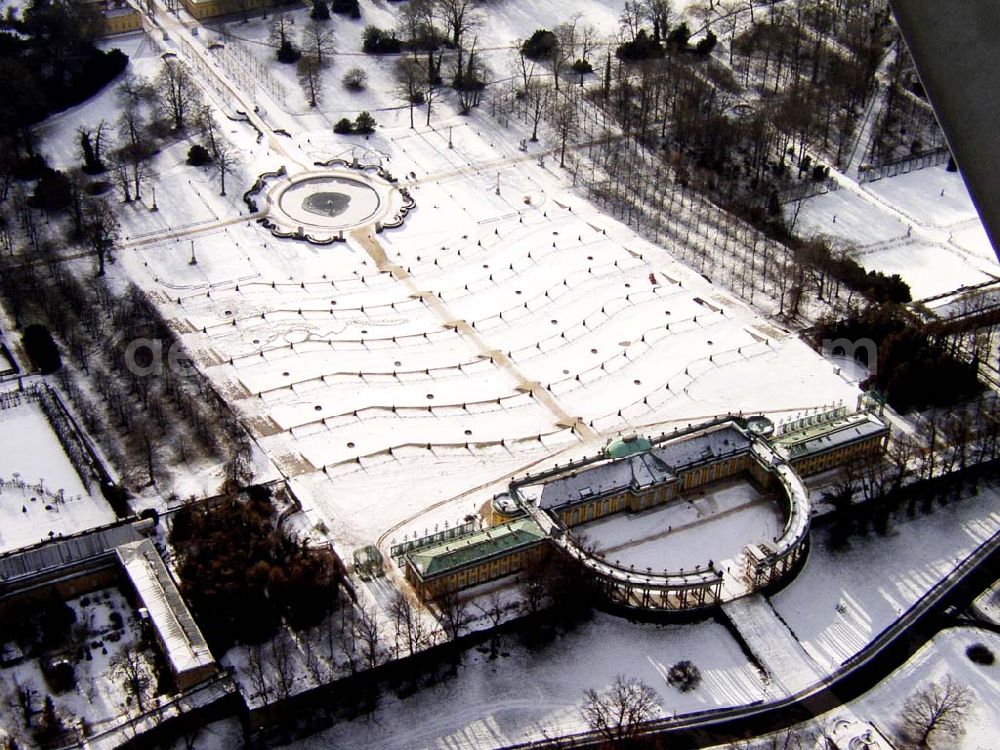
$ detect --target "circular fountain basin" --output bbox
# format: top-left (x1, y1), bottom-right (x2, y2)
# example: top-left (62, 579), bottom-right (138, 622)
top-left (277, 175), bottom-right (383, 231)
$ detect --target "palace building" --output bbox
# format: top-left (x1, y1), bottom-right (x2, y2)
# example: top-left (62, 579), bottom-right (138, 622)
top-left (772, 410), bottom-right (890, 476)
top-left (403, 518), bottom-right (547, 600)
top-left (509, 424), bottom-right (755, 529)
top-left (402, 407), bottom-right (890, 610)
top-left (178, 0), bottom-right (270, 20)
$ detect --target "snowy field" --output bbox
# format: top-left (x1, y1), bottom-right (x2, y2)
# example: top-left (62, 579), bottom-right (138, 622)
top-left (770, 487), bottom-right (1000, 675)
top-left (578, 480), bottom-right (783, 574)
top-left (294, 614), bottom-right (765, 750)
top-left (0, 399), bottom-right (113, 553)
top-left (789, 166), bottom-right (999, 301)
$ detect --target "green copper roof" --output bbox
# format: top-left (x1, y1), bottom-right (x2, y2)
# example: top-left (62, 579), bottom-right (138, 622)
top-left (407, 518), bottom-right (546, 579)
top-left (605, 434), bottom-right (653, 458)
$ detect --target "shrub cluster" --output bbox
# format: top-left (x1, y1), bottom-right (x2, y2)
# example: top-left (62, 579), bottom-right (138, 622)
top-left (170, 488), bottom-right (344, 652)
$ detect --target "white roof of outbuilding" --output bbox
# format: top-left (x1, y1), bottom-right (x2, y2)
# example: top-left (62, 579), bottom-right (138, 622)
top-left (116, 540), bottom-right (215, 677)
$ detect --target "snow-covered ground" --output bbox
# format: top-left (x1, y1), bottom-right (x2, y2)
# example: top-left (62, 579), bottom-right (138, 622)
top-left (722, 593), bottom-right (823, 696)
top-left (770, 487), bottom-right (1000, 675)
top-left (708, 626), bottom-right (1000, 750)
top-left (849, 625), bottom-right (1000, 749)
top-left (292, 614), bottom-right (765, 750)
top-left (110, 27), bottom-right (862, 554)
top-left (578, 480), bottom-right (783, 574)
top-left (788, 166), bottom-right (999, 302)
top-left (0, 399), bottom-right (114, 553)
top-left (0, 587), bottom-right (157, 747)
top-left (971, 580), bottom-right (1000, 627)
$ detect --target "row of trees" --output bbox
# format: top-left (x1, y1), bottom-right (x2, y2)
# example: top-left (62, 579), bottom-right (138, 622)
top-left (0, 226), bottom-right (253, 489)
top-left (827, 393), bottom-right (1000, 548)
top-left (482, 0), bottom-right (914, 322)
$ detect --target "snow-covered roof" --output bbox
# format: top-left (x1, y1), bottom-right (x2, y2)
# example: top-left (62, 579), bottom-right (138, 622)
top-left (774, 413), bottom-right (888, 461)
top-left (0, 522), bottom-right (140, 583)
top-left (116, 540), bottom-right (215, 678)
top-left (650, 426), bottom-right (751, 470)
top-left (534, 453), bottom-right (675, 510)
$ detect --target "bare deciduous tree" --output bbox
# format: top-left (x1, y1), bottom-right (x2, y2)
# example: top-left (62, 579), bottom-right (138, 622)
top-left (195, 104), bottom-right (220, 156)
top-left (512, 40), bottom-right (537, 92)
top-left (437, 0), bottom-right (480, 48)
top-left (268, 12), bottom-right (296, 49)
top-left (297, 54), bottom-right (323, 108)
top-left (474, 591), bottom-right (506, 658)
top-left (581, 675), bottom-right (660, 745)
top-left (212, 139), bottom-right (240, 196)
top-left (390, 591), bottom-right (428, 657)
top-left (269, 637), bottom-right (294, 701)
top-left (156, 59), bottom-right (200, 131)
top-left (353, 602), bottom-right (382, 670)
top-left (899, 675), bottom-right (974, 748)
top-left (396, 57), bottom-right (425, 129)
top-left (81, 195), bottom-right (120, 276)
top-left (302, 19), bottom-right (336, 67)
top-left (113, 645), bottom-right (151, 712)
top-left (434, 590), bottom-right (471, 640)
top-left (246, 641), bottom-right (270, 704)
top-left (397, 0), bottom-right (438, 55)
top-left (524, 78), bottom-right (552, 142)
top-left (548, 89), bottom-right (579, 167)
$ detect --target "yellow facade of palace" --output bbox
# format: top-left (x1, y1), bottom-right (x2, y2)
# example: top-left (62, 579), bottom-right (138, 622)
top-left (88, 0), bottom-right (142, 35)
top-left (773, 413), bottom-right (890, 477)
top-left (179, 0), bottom-right (270, 20)
top-left (404, 519), bottom-right (548, 600)
top-left (549, 451), bottom-right (756, 529)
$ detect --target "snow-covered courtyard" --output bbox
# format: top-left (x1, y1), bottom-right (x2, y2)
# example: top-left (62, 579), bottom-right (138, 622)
top-left (0, 397), bottom-right (114, 553)
top-left (578, 480), bottom-right (783, 574)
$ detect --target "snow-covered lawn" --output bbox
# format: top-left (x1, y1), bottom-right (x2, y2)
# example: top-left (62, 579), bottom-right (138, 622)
top-left (122, 131), bottom-right (860, 547)
top-left (0, 399), bottom-right (114, 553)
top-left (770, 487), bottom-right (1000, 675)
top-left (293, 614), bottom-right (765, 750)
top-left (788, 166), bottom-right (998, 302)
top-left (578, 480), bottom-right (784, 574)
top-left (853, 626), bottom-right (1000, 750)
top-left (860, 242), bottom-right (993, 300)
